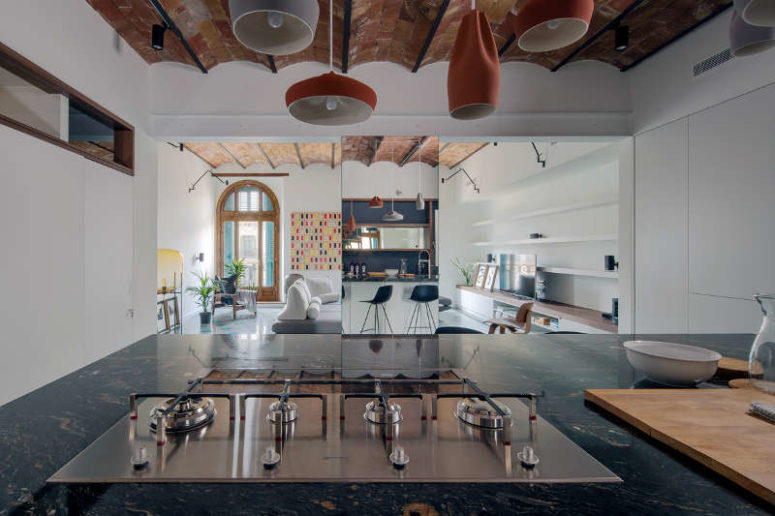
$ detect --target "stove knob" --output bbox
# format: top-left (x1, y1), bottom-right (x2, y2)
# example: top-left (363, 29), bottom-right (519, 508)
top-left (389, 445), bottom-right (410, 469)
top-left (262, 446), bottom-right (281, 469)
top-left (517, 445), bottom-right (539, 468)
top-left (130, 446), bottom-right (149, 470)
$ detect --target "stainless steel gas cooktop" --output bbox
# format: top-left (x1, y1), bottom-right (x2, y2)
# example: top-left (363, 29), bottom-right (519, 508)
top-left (49, 368), bottom-right (620, 483)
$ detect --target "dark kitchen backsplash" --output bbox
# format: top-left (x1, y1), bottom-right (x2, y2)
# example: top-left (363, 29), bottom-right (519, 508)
top-left (343, 250), bottom-right (431, 275)
top-left (342, 200), bottom-right (433, 225)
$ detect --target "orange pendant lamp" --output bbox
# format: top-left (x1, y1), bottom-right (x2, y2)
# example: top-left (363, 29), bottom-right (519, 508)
top-left (513, 0), bottom-right (594, 52)
top-left (285, 0), bottom-right (377, 126)
top-left (448, 2), bottom-right (500, 120)
top-left (346, 200), bottom-right (357, 234)
top-left (368, 196), bottom-right (383, 208)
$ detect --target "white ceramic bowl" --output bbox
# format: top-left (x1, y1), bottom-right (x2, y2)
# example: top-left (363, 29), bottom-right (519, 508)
top-left (623, 341), bottom-right (722, 386)
top-left (384, 269), bottom-right (399, 277)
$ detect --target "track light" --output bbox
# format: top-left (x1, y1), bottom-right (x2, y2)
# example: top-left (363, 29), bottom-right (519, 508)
top-left (152, 23), bottom-right (167, 51)
top-left (615, 25), bottom-right (629, 51)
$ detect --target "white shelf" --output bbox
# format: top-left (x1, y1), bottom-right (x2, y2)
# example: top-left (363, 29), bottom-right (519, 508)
top-left (471, 198), bottom-right (618, 227)
top-left (538, 267), bottom-right (618, 279)
top-left (472, 234), bottom-right (618, 247)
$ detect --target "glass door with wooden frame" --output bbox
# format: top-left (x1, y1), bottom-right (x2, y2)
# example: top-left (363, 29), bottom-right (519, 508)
top-left (217, 181), bottom-right (279, 301)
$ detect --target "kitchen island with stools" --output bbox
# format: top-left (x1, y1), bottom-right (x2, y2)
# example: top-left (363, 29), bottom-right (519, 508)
top-left (1, 333), bottom-right (770, 514)
top-left (342, 275), bottom-right (439, 334)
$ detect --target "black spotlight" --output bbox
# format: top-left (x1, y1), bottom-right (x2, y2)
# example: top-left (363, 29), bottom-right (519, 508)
top-left (615, 25), bottom-right (629, 52)
top-left (152, 24), bottom-right (167, 51)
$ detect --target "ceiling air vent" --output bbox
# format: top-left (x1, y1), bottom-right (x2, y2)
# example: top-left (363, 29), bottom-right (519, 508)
top-left (693, 49), bottom-right (734, 77)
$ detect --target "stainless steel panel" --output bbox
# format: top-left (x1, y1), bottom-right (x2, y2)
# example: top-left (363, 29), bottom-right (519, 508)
top-left (50, 394), bottom-right (619, 483)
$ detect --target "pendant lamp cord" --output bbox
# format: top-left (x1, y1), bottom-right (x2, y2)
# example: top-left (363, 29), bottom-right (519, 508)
top-left (329, 0), bottom-right (334, 72)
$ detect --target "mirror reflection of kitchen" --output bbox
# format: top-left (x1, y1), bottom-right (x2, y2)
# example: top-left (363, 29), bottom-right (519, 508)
top-left (341, 136), bottom-right (440, 335)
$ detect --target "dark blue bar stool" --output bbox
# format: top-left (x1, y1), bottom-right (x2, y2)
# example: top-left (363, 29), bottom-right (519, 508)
top-left (360, 285), bottom-right (394, 334)
top-left (406, 285), bottom-right (439, 334)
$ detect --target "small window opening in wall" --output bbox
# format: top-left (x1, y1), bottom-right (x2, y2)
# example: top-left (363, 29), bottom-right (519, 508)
top-left (0, 42), bottom-right (134, 175)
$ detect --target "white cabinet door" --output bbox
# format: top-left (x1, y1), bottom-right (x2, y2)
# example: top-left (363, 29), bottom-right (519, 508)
top-left (634, 119), bottom-right (689, 333)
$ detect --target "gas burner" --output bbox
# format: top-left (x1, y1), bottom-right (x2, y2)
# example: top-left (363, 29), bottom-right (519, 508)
top-left (149, 397), bottom-right (216, 434)
top-left (267, 400), bottom-right (298, 423)
top-left (364, 400), bottom-right (402, 424)
top-left (455, 397), bottom-right (512, 429)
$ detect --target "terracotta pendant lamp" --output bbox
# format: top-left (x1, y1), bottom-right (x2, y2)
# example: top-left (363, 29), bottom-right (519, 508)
top-left (286, 0), bottom-right (377, 126)
top-left (734, 0), bottom-right (775, 27)
top-left (513, 0), bottom-right (594, 52)
top-left (447, 1), bottom-right (500, 120)
top-left (347, 200), bottom-right (357, 234)
top-left (229, 0), bottom-right (320, 55)
top-left (368, 196), bottom-right (383, 208)
top-left (730, 10), bottom-right (775, 56)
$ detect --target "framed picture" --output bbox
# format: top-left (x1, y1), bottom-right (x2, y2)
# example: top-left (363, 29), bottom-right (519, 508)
top-left (156, 301), bottom-right (170, 334)
top-left (165, 297), bottom-right (180, 330)
top-left (484, 264), bottom-right (499, 292)
top-left (474, 264), bottom-right (488, 289)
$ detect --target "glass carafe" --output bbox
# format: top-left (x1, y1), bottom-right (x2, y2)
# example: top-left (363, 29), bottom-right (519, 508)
top-left (749, 294), bottom-right (775, 394)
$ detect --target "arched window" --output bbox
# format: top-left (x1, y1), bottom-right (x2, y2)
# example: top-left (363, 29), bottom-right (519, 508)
top-left (216, 180), bottom-right (280, 302)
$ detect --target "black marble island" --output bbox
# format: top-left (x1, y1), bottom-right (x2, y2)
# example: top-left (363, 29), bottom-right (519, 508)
top-left (0, 333), bottom-right (770, 515)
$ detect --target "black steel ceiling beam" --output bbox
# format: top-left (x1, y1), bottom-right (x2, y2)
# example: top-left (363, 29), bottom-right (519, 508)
top-left (412, 0), bottom-right (452, 73)
top-left (550, 0), bottom-right (646, 73)
top-left (342, 0), bottom-right (353, 73)
top-left (399, 137), bottom-right (428, 167)
top-left (147, 0), bottom-right (208, 74)
top-left (620, 3), bottom-right (733, 73)
top-left (266, 55), bottom-right (277, 73)
top-left (498, 34), bottom-right (516, 58)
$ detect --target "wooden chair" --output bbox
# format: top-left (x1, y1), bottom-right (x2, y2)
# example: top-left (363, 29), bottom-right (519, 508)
top-left (484, 302), bottom-right (533, 334)
top-left (211, 292), bottom-right (248, 320)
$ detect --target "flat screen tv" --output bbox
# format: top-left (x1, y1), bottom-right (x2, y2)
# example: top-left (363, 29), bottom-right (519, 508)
top-left (499, 254), bottom-right (537, 299)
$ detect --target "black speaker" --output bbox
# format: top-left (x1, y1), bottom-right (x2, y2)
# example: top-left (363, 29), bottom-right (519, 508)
top-left (605, 255), bottom-right (618, 271)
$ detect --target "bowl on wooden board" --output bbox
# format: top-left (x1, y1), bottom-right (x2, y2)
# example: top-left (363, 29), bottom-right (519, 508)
top-left (623, 341), bottom-right (723, 387)
top-left (384, 269), bottom-right (399, 277)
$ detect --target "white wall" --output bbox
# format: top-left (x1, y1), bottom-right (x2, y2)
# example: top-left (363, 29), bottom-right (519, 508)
top-left (150, 60), bottom-right (631, 139)
top-left (157, 144), bottom-right (216, 316)
top-left (212, 160), bottom-right (342, 300)
top-left (438, 140), bottom-right (628, 318)
top-left (342, 161), bottom-right (439, 199)
top-left (0, 0), bottom-right (156, 406)
top-left (631, 9), bottom-right (775, 334)
top-left (634, 83), bottom-right (775, 333)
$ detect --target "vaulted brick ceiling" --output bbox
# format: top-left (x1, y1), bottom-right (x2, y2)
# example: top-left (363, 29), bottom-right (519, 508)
top-left (87, 0), bottom-right (731, 73)
top-left (183, 142), bottom-right (342, 169)
top-left (341, 136), bottom-right (441, 167)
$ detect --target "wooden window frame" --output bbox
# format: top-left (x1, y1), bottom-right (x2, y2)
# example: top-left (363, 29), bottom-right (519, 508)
top-left (0, 42), bottom-right (134, 175)
top-left (216, 180), bottom-right (280, 302)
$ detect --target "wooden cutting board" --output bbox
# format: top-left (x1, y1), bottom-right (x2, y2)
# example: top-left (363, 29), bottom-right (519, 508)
top-left (585, 388), bottom-right (775, 505)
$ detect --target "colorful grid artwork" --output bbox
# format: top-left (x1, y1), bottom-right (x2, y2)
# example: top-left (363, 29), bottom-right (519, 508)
top-left (290, 212), bottom-right (342, 271)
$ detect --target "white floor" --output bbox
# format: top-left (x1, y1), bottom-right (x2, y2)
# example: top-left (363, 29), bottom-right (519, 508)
top-left (180, 305), bottom-right (491, 336)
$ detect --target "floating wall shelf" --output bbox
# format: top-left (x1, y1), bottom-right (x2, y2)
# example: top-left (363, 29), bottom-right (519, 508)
top-left (472, 234), bottom-right (618, 247)
top-left (538, 267), bottom-right (619, 279)
top-left (471, 198), bottom-right (618, 227)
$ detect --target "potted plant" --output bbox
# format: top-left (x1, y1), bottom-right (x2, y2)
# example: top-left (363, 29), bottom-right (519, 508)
top-left (222, 258), bottom-right (246, 294)
top-left (452, 257), bottom-right (474, 287)
top-left (187, 272), bottom-right (215, 324)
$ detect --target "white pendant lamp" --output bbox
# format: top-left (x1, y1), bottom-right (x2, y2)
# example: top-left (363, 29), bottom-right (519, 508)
top-left (229, 0), bottom-right (320, 55)
top-left (734, 0), bottom-right (775, 27)
top-left (285, 0), bottom-right (377, 126)
top-left (415, 148), bottom-right (425, 210)
top-left (730, 10), bottom-right (775, 56)
top-left (513, 0), bottom-right (595, 52)
top-left (384, 150), bottom-right (404, 222)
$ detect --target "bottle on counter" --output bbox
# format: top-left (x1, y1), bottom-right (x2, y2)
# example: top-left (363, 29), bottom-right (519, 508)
top-left (399, 258), bottom-right (407, 276)
top-left (360, 262), bottom-right (367, 276)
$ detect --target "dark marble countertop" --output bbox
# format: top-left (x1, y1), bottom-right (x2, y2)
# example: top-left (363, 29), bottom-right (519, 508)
top-left (342, 275), bottom-right (439, 282)
top-left (1, 333), bottom-right (770, 515)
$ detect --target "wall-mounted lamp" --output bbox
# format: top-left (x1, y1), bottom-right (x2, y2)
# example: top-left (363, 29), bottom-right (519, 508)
top-left (188, 170), bottom-right (228, 193)
top-left (152, 23), bottom-right (167, 51)
top-left (615, 25), bottom-right (629, 51)
top-left (441, 168), bottom-right (480, 193)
